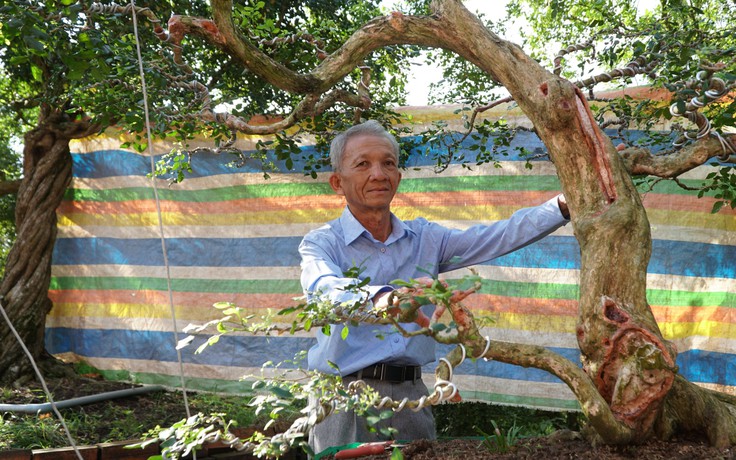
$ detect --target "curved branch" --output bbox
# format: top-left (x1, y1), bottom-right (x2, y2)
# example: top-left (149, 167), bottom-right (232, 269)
top-left (202, 1), bottom-right (496, 94)
top-left (620, 134), bottom-right (735, 177)
top-left (173, 89), bottom-right (370, 135)
top-left (482, 340), bottom-right (634, 444)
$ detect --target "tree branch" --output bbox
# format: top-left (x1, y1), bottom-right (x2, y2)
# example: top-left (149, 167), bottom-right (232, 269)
top-left (619, 134), bottom-right (735, 177)
top-left (482, 339), bottom-right (634, 444)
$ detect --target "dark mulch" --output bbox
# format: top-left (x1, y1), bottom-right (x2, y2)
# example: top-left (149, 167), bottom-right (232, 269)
top-left (386, 435), bottom-right (736, 459)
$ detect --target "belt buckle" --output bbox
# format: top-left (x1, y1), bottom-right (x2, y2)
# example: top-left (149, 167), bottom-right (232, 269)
top-left (384, 364), bottom-right (406, 383)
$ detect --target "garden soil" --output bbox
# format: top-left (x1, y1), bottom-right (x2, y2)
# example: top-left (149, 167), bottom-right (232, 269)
top-left (3, 376), bottom-right (735, 459)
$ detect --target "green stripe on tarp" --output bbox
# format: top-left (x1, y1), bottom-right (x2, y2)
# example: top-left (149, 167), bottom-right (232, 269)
top-left (50, 276), bottom-right (302, 294)
top-left (62, 175), bottom-right (715, 202)
top-left (458, 390), bottom-right (581, 411)
top-left (94, 368), bottom-right (258, 395)
top-left (51, 276), bottom-right (734, 308)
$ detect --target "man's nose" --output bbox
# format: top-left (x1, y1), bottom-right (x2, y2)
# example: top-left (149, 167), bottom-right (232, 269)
top-left (369, 163), bottom-right (388, 179)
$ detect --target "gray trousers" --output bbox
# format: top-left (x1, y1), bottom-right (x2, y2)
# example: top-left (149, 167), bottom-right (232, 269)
top-left (308, 376), bottom-right (436, 456)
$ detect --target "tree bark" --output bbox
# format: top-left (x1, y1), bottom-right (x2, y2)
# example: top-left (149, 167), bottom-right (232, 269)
top-left (0, 110), bottom-right (96, 385)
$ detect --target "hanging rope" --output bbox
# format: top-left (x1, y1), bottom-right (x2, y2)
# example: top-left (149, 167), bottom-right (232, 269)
top-left (129, 0), bottom-right (193, 422)
top-left (0, 297), bottom-right (84, 460)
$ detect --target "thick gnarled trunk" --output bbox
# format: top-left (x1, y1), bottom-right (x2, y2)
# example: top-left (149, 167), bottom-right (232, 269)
top-left (0, 112), bottom-right (93, 385)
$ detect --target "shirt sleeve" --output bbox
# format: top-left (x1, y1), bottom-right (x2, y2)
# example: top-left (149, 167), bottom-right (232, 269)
top-left (299, 234), bottom-right (392, 308)
top-left (438, 195), bottom-right (569, 272)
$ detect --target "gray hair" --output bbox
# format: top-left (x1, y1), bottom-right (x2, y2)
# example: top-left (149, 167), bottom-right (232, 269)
top-left (330, 120), bottom-right (400, 171)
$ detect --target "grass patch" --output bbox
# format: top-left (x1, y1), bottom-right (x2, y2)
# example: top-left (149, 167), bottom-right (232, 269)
top-left (434, 401), bottom-right (582, 438)
top-left (0, 385), bottom-right (272, 450)
top-left (1, 378), bottom-right (582, 450)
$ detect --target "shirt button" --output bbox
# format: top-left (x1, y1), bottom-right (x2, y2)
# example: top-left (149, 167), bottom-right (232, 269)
top-left (380, 247), bottom-right (386, 253)
top-left (393, 337), bottom-right (400, 343)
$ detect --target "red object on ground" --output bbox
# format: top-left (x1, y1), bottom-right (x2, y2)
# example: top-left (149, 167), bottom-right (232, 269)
top-left (334, 441), bottom-right (394, 459)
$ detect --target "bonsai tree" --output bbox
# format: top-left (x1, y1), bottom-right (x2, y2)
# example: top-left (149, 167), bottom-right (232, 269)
top-left (2, 0), bottom-right (735, 454)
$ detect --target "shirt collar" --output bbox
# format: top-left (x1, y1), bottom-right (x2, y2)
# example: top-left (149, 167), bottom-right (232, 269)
top-left (339, 206), bottom-right (414, 245)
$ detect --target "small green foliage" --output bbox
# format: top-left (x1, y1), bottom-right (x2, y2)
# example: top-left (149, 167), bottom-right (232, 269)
top-left (701, 166), bottom-right (736, 213)
top-left (149, 149), bottom-right (193, 183)
top-left (435, 402), bottom-right (582, 439)
top-left (390, 446), bottom-right (405, 460)
top-left (0, 415), bottom-right (70, 449)
top-left (476, 420), bottom-right (522, 454)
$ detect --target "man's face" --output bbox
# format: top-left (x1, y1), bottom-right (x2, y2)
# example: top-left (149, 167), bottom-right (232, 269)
top-left (329, 134), bottom-right (401, 214)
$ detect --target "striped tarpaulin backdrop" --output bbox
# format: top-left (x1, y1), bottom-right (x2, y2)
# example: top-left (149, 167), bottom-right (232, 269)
top-left (46, 131), bottom-right (736, 410)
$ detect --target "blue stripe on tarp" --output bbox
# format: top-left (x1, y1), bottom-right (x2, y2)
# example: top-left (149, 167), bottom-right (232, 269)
top-left (46, 328), bottom-right (734, 385)
top-left (675, 349), bottom-right (736, 384)
top-left (438, 346), bottom-right (734, 385)
top-left (51, 235), bottom-right (736, 279)
top-left (51, 236), bottom-right (304, 267)
top-left (487, 237), bottom-right (736, 279)
top-left (70, 130), bottom-right (667, 179)
top-left (46, 327), bottom-right (315, 368)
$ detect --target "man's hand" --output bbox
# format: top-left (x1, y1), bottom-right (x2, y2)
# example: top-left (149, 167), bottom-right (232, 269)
top-left (373, 283), bottom-right (431, 327)
top-left (557, 194), bottom-right (570, 219)
top-left (373, 277), bottom-right (477, 328)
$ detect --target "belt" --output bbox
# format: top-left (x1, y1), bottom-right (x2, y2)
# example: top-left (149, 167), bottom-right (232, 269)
top-left (350, 363), bottom-right (421, 383)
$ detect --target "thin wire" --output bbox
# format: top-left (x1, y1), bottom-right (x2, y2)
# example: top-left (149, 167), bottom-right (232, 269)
top-left (129, 0), bottom-right (193, 421)
top-left (0, 297), bottom-right (83, 460)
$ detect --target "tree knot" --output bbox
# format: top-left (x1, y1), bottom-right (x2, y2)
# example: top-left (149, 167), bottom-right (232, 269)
top-left (388, 11), bottom-right (407, 32)
top-left (594, 297), bottom-right (677, 435)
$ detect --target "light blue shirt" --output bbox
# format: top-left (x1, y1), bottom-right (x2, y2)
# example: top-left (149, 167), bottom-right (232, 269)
top-left (298, 196), bottom-right (568, 375)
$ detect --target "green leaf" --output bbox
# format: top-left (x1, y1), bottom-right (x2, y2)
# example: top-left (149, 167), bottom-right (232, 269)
top-left (22, 35), bottom-right (45, 53)
top-left (8, 55), bottom-right (29, 65)
top-left (340, 325), bottom-right (349, 340)
top-left (30, 64), bottom-right (43, 82)
top-left (213, 301), bottom-right (235, 309)
top-left (269, 386), bottom-right (293, 399)
top-left (176, 335), bottom-right (195, 350)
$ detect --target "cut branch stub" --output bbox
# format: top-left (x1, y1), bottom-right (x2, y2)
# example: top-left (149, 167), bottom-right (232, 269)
top-left (595, 296), bottom-right (677, 436)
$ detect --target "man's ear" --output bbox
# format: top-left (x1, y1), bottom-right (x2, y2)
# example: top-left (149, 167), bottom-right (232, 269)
top-left (329, 173), bottom-right (344, 195)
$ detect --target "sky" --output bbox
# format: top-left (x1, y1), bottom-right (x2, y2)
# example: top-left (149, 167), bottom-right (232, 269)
top-left (381, 0), bottom-right (659, 106)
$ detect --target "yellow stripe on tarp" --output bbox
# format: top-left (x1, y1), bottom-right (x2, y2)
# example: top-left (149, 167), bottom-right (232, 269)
top-left (646, 208), bottom-right (736, 232)
top-left (659, 321), bottom-right (736, 341)
top-left (57, 204), bottom-right (736, 235)
top-left (56, 204), bottom-right (553, 228)
top-left (57, 209), bottom-right (342, 227)
top-left (491, 313), bottom-right (577, 332)
top-left (49, 301), bottom-right (311, 324)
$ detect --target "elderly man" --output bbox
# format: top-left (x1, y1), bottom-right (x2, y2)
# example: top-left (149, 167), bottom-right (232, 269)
top-left (299, 120), bottom-right (569, 453)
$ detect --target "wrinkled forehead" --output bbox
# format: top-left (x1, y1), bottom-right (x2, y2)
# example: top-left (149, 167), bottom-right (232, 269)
top-left (344, 134), bottom-right (398, 158)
